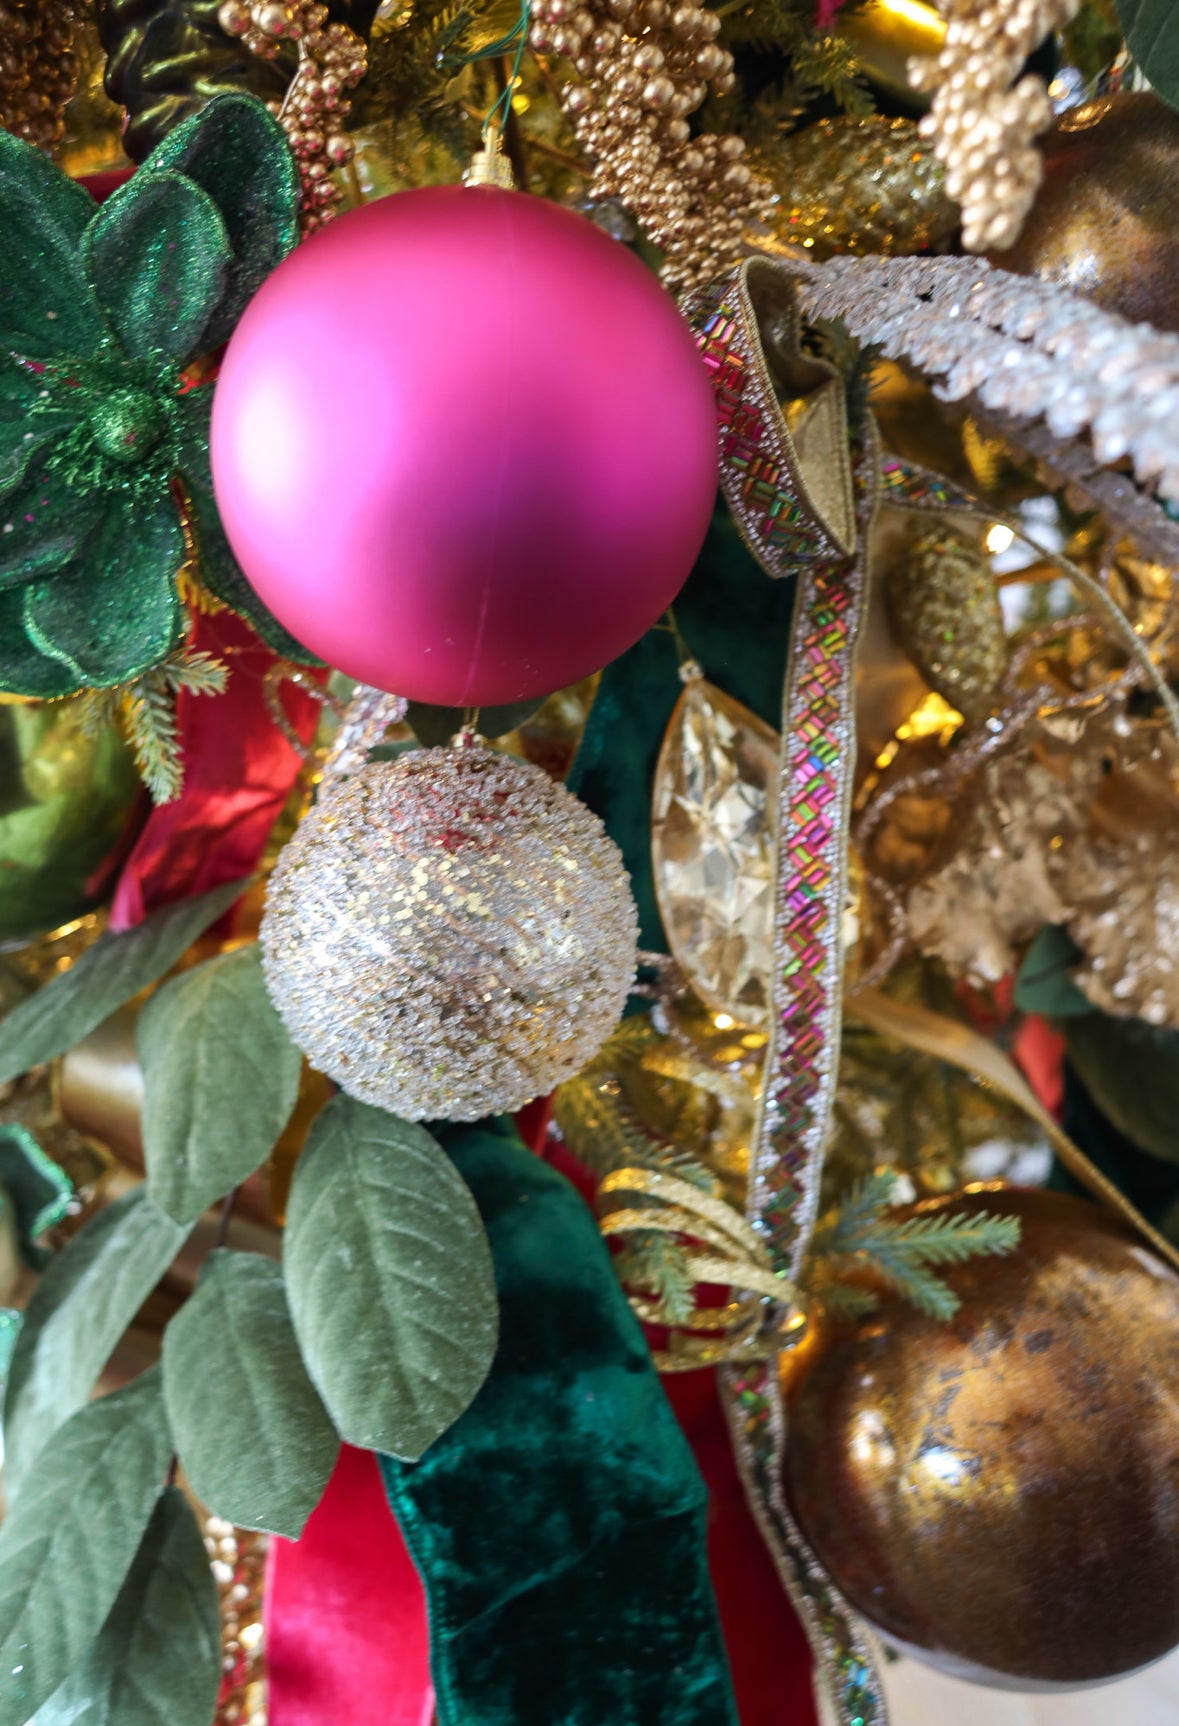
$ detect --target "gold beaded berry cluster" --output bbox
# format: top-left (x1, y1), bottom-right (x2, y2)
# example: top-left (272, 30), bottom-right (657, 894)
top-left (0, 0), bottom-right (77, 151)
top-left (217, 0), bottom-right (367, 232)
top-left (532, 0), bottom-right (774, 294)
top-left (910, 0), bottom-right (1080, 253)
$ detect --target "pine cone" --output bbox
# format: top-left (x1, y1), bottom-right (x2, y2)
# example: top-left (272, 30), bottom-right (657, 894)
top-left (762, 116), bottom-right (957, 260)
top-left (0, 0), bottom-right (78, 151)
top-left (96, 0), bottom-right (380, 160)
top-left (888, 526), bottom-right (1008, 725)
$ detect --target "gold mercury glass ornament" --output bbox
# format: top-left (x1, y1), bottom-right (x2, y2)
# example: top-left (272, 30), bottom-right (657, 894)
top-left (260, 734), bottom-right (639, 1121)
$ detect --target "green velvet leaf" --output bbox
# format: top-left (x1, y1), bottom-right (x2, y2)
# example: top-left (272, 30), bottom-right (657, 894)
top-left (0, 130), bottom-right (109, 361)
top-left (1065, 1012), bottom-right (1179, 1165)
top-left (147, 92), bottom-right (301, 350)
top-left (2, 1186), bottom-right (189, 1494)
top-left (0, 1124), bottom-right (71, 1258)
top-left (0, 588), bottom-right (78, 699)
top-left (139, 944), bottom-right (302, 1225)
top-left (23, 496), bottom-right (186, 689)
top-left (0, 1370), bottom-right (172, 1726)
top-left (164, 1251), bottom-right (339, 1537)
top-left (33, 1488), bottom-right (221, 1726)
top-left (0, 876), bottom-right (248, 1088)
top-left (175, 388), bottom-right (321, 662)
top-left (1014, 924), bottom-right (1094, 1018)
top-left (285, 1096), bottom-right (498, 1460)
top-left (0, 445), bottom-right (103, 587)
top-left (83, 170), bottom-right (231, 366)
top-left (0, 361), bottom-right (77, 498)
top-left (1116, 1), bottom-right (1179, 109)
top-left (406, 697), bottom-right (547, 747)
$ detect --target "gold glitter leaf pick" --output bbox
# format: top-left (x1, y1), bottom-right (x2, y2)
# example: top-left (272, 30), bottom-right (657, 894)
top-left (651, 671), bottom-right (778, 1029)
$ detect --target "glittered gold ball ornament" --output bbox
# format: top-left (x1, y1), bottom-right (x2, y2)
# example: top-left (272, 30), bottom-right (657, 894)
top-left (260, 740), bottom-right (638, 1121)
top-left (785, 1188), bottom-right (1179, 1688)
top-left (998, 93), bottom-right (1179, 333)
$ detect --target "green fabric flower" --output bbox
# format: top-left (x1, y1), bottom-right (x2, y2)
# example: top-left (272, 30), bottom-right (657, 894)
top-left (0, 92), bottom-right (313, 698)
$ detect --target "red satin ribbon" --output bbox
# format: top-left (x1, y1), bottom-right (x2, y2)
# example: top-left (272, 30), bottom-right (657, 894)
top-left (108, 611), bottom-right (322, 929)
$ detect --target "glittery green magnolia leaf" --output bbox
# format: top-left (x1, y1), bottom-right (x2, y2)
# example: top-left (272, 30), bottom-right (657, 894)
top-left (84, 170), bottom-right (231, 367)
top-left (0, 363), bottom-right (75, 497)
top-left (24, 498), bottom-right (186, 688)
top-left (33, 1487), bottom-right (221, 1726)
top-left (0, 447), bottom-right (104, 587)
top-left (0, 1370), bottom-right (173, 1726)
top-left (0, 589), bottom-right (77, 698)
top-left (163, 1251), bottom-right (338, 1537)
top-left (147, 92), bottom-right (302, 351)
top-left (176, 388), bottom-right (321, 663)
top-left (0, 130), bottom-right (110, 362)
top-left (0, 1125), bottom-right (71, 1263)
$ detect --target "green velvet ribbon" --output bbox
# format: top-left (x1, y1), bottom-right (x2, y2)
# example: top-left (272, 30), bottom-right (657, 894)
top-left (381, 1119), bottom-right (740, 1726)
top-left (0, 91), bottom-right (314, 698)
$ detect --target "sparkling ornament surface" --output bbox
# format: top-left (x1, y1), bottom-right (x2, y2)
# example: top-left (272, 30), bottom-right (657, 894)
top-left (211, 186), bottom-right (718, 707)
top-left (786, 1187), bottom-right (1179, 1688)
top-left (205, 1516), bottom-right (268, 1726)
top-left (261, 742), bottom-right (639, 1120)
top-left (652, 673), bottom-right (776, 1028)
top-left (999, 93), bottom-right (1179, 335)
top-left (888, 526), bottom-right (1007, 725)
top-left (762, 116), bottom-right (956, 261)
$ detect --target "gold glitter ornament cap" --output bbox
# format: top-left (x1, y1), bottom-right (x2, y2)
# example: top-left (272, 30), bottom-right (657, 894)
top-left (260, 741), bottom-right (639, 1121)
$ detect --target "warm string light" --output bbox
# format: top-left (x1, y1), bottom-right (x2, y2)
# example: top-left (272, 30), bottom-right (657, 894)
top-left (532, 0), bottom-right (775, 294)
top-left (908, 0), bottom-right (1081, 252)
top-left (217, 0), bottom-right (368, 232)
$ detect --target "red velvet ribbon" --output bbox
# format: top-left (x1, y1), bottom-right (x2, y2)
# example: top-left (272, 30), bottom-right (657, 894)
top-left (108, 611), bottom-right (322, 929)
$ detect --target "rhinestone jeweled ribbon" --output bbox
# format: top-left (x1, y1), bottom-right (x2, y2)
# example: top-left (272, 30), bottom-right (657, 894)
top-left (683, 259), bottom-right (887, 1726)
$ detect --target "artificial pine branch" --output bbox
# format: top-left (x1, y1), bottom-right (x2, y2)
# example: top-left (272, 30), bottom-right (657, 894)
top-left (75, 648), bottom-right (228, 805)
top-left (809, 1169), bottom-right (1021, 1320)
top-left (614, 1232), bottom-right (697, 1326)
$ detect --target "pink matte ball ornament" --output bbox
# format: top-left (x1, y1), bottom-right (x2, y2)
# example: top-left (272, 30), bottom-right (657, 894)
top-left (210, 186), bottom-right (719, 706)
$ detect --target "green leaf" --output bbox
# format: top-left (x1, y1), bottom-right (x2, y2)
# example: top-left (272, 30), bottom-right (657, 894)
top-left (0, 1124), bottom-right (72, 1258)
top-left (83, 171), bottom-right (230, 366)
top-left (0, 130), bottom-right (109, 361)
top-left (164, 1251), bottom-right (338, 1537)
top-left (0, 1369), bottom-right (172, 1726)
top-left (405, 696), bottom-right (547, 747)
top-left (0, 361), bottom-right (77, 498)
top-left (0, 1309), bottom-right (20, 1401)
top-left (0, 876), bottom-right (248, 1088)
top-left (1065, 1011), bottom-right (1179, 1164)
top-left (2, 1187), bottom-right (188, 1493)
top-left (0, 445), bottom-right (104, 587)
top-left (139, 944), bottom-right (302, 1224)
top-left (1115, 0), bottom-right (1179, 109)
top-left (33, 1488), bottom-right (220, 1726)
top-left (1014, 924), bottom-right (1093, 1018)
top-left (24, 497), bottom-right (185, 689)
top-left (174, 388), bottom-right (321, 662)
top-left (0, 588), bottom-right (77, 700)
top-left (146, 92), bottom-right (301, 350)
top-left (284, 1096), bottom-right (498, 1460)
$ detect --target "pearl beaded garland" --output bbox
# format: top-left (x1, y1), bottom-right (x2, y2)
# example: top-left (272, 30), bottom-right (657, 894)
top-left (217, 0), bottom-right (367, 232)
top-left (909, 0), bottom-right (1081, 254)
top-left (532, 0), bottom-right (774, 294)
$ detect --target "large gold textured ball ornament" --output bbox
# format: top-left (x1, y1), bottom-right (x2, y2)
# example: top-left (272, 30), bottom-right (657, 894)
top-left (888, 525), bottom-right (1007, 724)
top-left (260, 741), bottom-right (638, 1121)
top-left (998, 93), bottom-right (1179, 333)
top-left (785, 1188), bottom-right (1179, 1688)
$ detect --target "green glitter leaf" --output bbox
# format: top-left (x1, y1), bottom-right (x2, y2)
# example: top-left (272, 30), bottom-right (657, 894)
top-left (0, 588), bottom-right (77, 697)
top-left (84, 170), bottom-right (231, 367)
top-left (34, 1487), bottom-right (221, 1726)
top-left (175, 388), bottom-right (321, 662)
top-left (0, 129), bottom-right (109, 361)
top-left (23, 496), bottom-right (185, 689)
top-left (0, 445), bottom-right (103, 588)
top-left (284, 1097), bottom-right (498, 1460)
top-left (0, 361), bottom-right (77, 498)
top-left (147, 92), bottom-right (302, 352)
top-left (163, 1251), bottom-right (339, 1538)
top-left (0, 1370), bottom-right (173, 1726)
top-left (139, 944), bottom-right (303, 1224)
top-left (0, 1124), bottom-right (71, 1262)
top-left (1, 1187), bottom-right (189, 1494)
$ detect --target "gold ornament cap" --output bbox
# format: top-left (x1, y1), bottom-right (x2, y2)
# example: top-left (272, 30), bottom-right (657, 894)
top-left (465, 122), bottom-right (516, 190)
